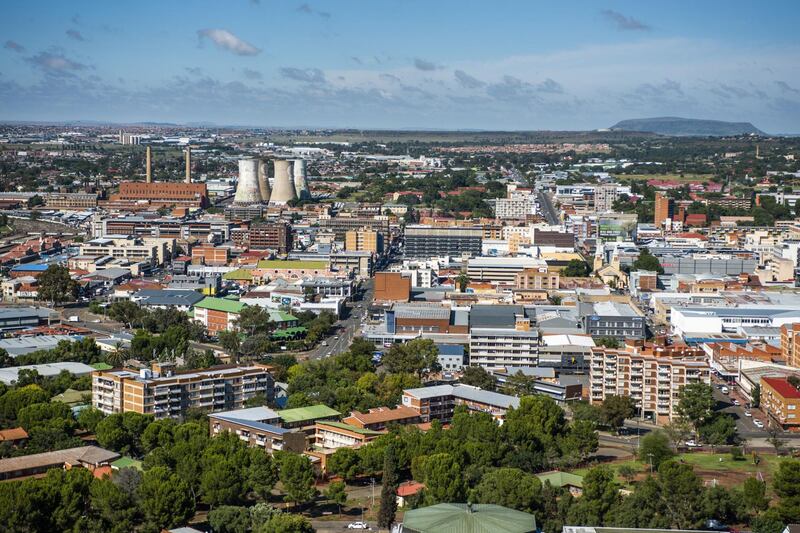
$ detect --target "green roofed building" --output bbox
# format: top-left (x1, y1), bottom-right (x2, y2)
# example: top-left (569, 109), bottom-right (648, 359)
top-left (194, 297), bottom-right (247, 314)
top-left (536, 471), bottom-right (584, 496)
top-left (257, 259), bottom-right (329, 273)
top-left (90, 362), bottom-right (113, 371)
top-left (51, 388), bottom-right (90, 407)
top-left (193, 297), bottom-right (247, 335)
top-left (402, 503), bottom-right (536, 533)
top-left (277, 404), bottom-right (340, 429)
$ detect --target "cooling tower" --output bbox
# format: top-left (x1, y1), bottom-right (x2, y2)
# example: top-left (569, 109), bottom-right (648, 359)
top-left (270, 159), bottom-right (296, 204)
top-left (233, 158), bottom-right (262, 205)
top-left (292, 159), bottom-right (310, 199)
top-left (257, 159), bottom-right (271, 202)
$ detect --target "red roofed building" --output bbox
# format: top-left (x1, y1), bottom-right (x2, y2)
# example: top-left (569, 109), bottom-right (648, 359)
top-left (761, 376), bottom-right (800, 429)
top-left (396, 481), bottom-right (425, 508)
top-left (684, 213), bottom-right (707, 227)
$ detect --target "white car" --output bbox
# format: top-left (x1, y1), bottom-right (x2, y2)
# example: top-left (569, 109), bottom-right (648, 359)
top-left (744, 411), bottom-right (752, 417)
top-left (685, 440), bottom-right (701, 448)
top-left (754, 420), bottom-right (764, 428)
top-left (348, 523), bottom-right (370, 530)
top-left (732, 399), bottom-right (740, 406)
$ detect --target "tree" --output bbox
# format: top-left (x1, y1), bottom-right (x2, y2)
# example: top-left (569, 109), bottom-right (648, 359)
top-left (328, 447), bottom-right (361, 481)
top-left (455, 272), bottom-right (470, 292)
top-left (413, 453), bottom-right (465, 505)
top-left (560, 419), bottom-right (599, 465)
top-left (106, 301), bottom-right (144, 329)
top-left (248, 448), bottom-right (278, 501)
top-left (676, 382), bottom-right (716, 431)
top-left (325, 480), bottom-right (347, 516)
top-left (378, 444), bottom-right (399, 528)
top-left (459, 366), bottom-right (496, 390)
top-left (208, 505), bottom-right (251, 533)
top-left (767, 427), bottom-right (787, 455)
top-left (567, 465), bottom-right (619, 526)
top-left (78, 407), bottom-right (105, 433)
top-left (658, 461), bottom-right (706, 529)
top-left (382, 339), bottom-right (440, 378)
top-left (36, 264), bottom-right (78, 306)
top-left (600, 395), bottom-right (635, 434)
top-left (632, 248), bottom-right (664, 274)
top-left (562, 259), bottom-right (590, 277)
top-left (742, 477), bottom-right (769, 514)
top-left (201, 458), bottom-right (243, 507)
top-left (218, 330), bottom-right (241, 357)
top-left (662, 419), bottom-right (693, 450)
top-left (471, 467), bottom-right (542, 513)
top-left (137, 466), bottom-right (195, 530)
top-left (89, 477), bottom-right (138, 533)
top-left (277, 453), bottom-right (316, 509)
top-left (698, 413), bottom-right (738, 445)
top-left (639, 430), bottom-right (675, 471)
top-left (618, 465), bottom-right (637, 484)
top-left (235, 306), bottom-right (275, 337)
top-left (254, 512), bottom-right (314, 533)
top-left (752, 383), bottom-right (761, 408)
top-left (595, 337), bottom-right (621, 349)
top-left (773, 459), bottom-right (800, 524)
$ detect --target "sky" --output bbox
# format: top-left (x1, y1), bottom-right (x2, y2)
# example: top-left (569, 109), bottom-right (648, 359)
top-left (1, 0), bottom-right (800, 132)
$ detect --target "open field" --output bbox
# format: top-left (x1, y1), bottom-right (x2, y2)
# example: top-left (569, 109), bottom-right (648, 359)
top-left (619, 173), bottom-right (716, 182)
top-left (572, 452), bottom-right (787, 489)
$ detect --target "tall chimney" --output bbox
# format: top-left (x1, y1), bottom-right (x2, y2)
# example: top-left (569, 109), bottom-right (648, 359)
top-left (184, 147), bottom-right (192, 183)
top-left (145, 146), bottom-right (152, 183)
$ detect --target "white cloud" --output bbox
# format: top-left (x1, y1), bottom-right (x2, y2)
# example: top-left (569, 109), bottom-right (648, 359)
top-left (197, 29), bottom-right (260, 56)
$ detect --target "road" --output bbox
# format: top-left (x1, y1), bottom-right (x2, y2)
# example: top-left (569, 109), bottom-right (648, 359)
top-left (537, 190), bottom-right (559, 225)
top-left (307, 279), bottom-right (374, 360)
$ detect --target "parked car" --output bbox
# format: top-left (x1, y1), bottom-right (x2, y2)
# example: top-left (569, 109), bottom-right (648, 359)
top-left (348, 523), bottom-right (370, 530)
top-left (721, 386), bottom-right (729, 394)
top-left (732, 399), bottom-right (740, 406)
top-left (754, 420), bottom-right (764, 428)
top-left (685, 440), bottom-right (701, 448)
top-left (744, 411), bottom-right (752, 417)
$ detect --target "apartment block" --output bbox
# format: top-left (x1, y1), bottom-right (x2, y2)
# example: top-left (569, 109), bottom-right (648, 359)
top-left (248, 222), bottom-right (292, 254)
top-left (193, 297), bottom-right (246, 335)
top-left (191, 245), bottom-right (229, 266)
top-left (92, 363), bottom-right (274, 419)
top-left (781, 323), bottom-right (800, 368)
top-left (313, 421), bottom-right (383, 450)
top-left (404, 225), bottom-right (483, 258)
top-left (80, 237), bottom-right (174, 266)
top-left (345, 228), bottom-right (384, 254)
top-left (589, 346), bottom-right (710, 424)
top-left (401, 384), bottom-right (520, 423)
top-left (515, 268), bottom-right (560, 290)
top-left (761, 376), bottom-right (800, 429)
top-left (208, 407), bottom-right (306, 453)
top-left (469, 305), bottom-right (539, 368)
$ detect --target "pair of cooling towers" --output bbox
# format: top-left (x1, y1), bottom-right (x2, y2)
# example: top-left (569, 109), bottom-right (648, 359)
top-left (234, 158), bottom-right (309, 205)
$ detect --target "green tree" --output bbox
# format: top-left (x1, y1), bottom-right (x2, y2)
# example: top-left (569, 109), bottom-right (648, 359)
top-left (455, 272), bottom-right (470, 292)
top-left (567, 465), bottom-right (619, 526)
top-left (677, 382), bottom-right (717, 432)
top-left (459, 366), bottom-right (496, 390)
top-left (752, 508), bottom-right (787, 533)
top-left (413, 453), bottom-right (465, 505)
top-left (208, 505), bottom-right (251, 533)
top-left (618, 465), bottom-right (637, 484)
top-left (562, 259), bottom-right (590, 277)
top-left (248, 448), bottom-right (278, 501)
top-left (773, 459), bottom-right (800, 523)
top-left (107, 301), bottom-right (144, 329)
top-left (77, 407), bottom-right (105, 433)
top-left (698, 413), bottom-right (738, 445)
top-left (595, 336), bottom-right (621, 349)
top-left (639, 430), bottom-right (676, 471)
top-left (600, 395), bottom-right (635, 434)
top-left (632, 248), bottom-right (664, 274)
top-left (471, 467), bottom-right (542, 513)
top-left (89, 478), bottom-right (138, 533)
top-left (325, 480), bottom-right (347, 516)
top-left (254, 512), bottom-right (314, 533)
top-left (742, 477), bottom-right (769, 514)
top-left (278, 452), bottom-right (317, 509)
top-left (752, 383), bottom-right (761, 408)
top-left (378, 444), bottom-right (399, 528)
top-left (137, 466), bottom-right (195, 530)
top-left (218, 330), bottom-right (241, 357)
top-left (658, 461), bottom-right (706, 529)
top-left (328, 447), bottom-right (361, 481)
top-left (36, 264), bottom-right (78, 305)
top-left (382, 338), bottom-right (440, 378)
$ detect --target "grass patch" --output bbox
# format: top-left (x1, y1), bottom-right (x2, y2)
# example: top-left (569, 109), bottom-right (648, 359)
top-left (572, 452), bottom-right (786, 486)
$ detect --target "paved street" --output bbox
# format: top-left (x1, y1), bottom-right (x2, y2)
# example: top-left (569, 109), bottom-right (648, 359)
top-left (307, 279), bottom-right (374, 360)
top-left (537, 190), bottom-right (560, 225)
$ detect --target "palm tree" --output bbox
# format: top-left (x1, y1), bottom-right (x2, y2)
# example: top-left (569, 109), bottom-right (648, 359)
top-left (455, 272), bottom-right (470, 292)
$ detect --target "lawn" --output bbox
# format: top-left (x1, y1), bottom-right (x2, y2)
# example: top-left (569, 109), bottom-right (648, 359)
top-left (571, 452), bottom-right (787, 489)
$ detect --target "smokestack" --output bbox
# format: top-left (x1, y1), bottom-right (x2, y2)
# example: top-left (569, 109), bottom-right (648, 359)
top-left (184, 148), bottom-right (192, 183)
top-left (233, 159), bottom-right (262, 205)
top-left (145, 146), bottom-right (152, 183)
top-left (292, 159), bottom-right (310, 200)
top-left (257, 159), bottom-right (271, 202)
top-left (270, 160), bottom-right (296, 205)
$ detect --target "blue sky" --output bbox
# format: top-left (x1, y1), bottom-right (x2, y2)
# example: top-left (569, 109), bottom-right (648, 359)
top-left (2, 0), bottom-right (799, 131)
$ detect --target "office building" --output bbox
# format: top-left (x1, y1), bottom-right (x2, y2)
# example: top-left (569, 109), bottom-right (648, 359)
top-left (761, 376), bottom-right (800, 429)
top-left (345, 228), bottom-right (384, 254)
top-left (92, 363), bottom-right (274, 419)
top-left (467, 257), bottom-right (548, 285)
top-left (654, 193), bottom-right (673, 228)
top-left (404, 225), bottom-right (482, 258)
top-left (579, 301), bottom-right (646, 340)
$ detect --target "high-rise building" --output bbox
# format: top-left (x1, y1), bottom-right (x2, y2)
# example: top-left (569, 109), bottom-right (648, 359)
top-left (781, 323), bottom-right (800, 367)
top-left (404, 225), bottom-right (483, 258)
top-left (654, 193), bottom-right (674, 228)
top-left (248, 221), bottom-right (292, 253)
top-left (92, 363), bottom-right (274, 419)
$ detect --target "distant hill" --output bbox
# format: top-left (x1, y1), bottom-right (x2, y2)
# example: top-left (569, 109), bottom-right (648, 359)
top-left (610, 117), bottom-right (765, 136)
